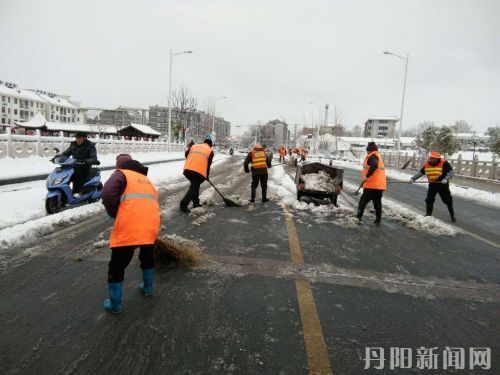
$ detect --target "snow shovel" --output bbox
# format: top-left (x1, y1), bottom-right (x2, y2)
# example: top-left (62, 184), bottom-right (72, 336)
top-left (207, 179), bottom-right (241, 207)
top-left (387, 180), bottom-right (431, 184)
top-left (350, 181), bottom-right (364, 195)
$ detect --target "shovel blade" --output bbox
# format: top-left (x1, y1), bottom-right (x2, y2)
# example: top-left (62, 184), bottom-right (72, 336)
top-left (223, 198), bottom-right (241, 207)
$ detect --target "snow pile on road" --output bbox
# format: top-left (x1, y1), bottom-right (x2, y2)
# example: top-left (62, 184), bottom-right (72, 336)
top-left (268, 165), bottom-right (296, 205)
top-left (291, 200), bottom-right (360, 228)
top-left (301, 171), bottom-right (336, 193)
top-left (0, 203), bottom-right (104, 250)
top-left (192, 212), bottom-right (216, 227)
top-left (383, 197), bottom-right (459, 236)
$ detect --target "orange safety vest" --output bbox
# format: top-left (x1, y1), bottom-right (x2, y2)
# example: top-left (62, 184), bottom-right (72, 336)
top-left (110, 169), bottom-right (160, 248)
top-left (184, 143), bottom-right (212, 178)
top-left (424, 159), bottom-right (445, 182)
top-left (251, 146), bottom-right (268, 169)
top-left (279, 147), bottom-right (286, 156)
top-left (362, 151), bottom-right (386, 191)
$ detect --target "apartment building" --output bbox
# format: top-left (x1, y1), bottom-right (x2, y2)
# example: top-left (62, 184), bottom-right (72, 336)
top-left (364, 116), bottom-right (398, 138)
top-left (0, 80), bottom-right (84, 126)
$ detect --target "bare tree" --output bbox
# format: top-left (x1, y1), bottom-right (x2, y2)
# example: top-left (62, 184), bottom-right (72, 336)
top-left (351, 125), bottom-right (363, 137)
top-left (171, 84), bottom-right (198, 141)
top-left (452, 120), bottom-right (473, 133)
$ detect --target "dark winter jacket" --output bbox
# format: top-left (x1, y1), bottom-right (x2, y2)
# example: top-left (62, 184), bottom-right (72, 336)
top-left (102, 160), bottom-right (149, 218)
top-left (61, 140), bottom-right (98, 165)
top-left (243, 150), bottom-right (272, 175)
top-left (365, 154), bottom-right (379, 178)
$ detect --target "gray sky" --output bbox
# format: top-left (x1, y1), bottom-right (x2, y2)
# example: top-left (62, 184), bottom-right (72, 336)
top-left (1, 0), bottom-right (499, 134)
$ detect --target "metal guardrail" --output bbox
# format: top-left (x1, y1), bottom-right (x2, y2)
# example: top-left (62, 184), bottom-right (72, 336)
top-left (0, 129), bottom-right (184, 158)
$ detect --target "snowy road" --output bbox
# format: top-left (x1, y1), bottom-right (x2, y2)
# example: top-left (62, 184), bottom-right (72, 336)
top-left (0, 155), bottom-right (498, 374)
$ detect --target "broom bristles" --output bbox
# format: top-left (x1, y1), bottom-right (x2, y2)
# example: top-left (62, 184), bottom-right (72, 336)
top-left (154, 235), bottom-right (202, 269)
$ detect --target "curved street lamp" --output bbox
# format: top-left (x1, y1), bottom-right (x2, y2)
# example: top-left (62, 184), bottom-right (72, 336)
top-left (168, 50), bottom-right (193, 151)
top-left (383, 51), bottom-right (409, 166)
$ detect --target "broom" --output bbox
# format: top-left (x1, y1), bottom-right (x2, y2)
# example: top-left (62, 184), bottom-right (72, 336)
top-left (154, 234), bottom-right (202, 269)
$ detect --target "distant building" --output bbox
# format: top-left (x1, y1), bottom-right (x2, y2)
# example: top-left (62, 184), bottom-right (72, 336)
top-left (319, 124), bottom-right (343, 136)
top-left (262, 119), bottom-right (290, 147)
top-left (99, 108), bottom-right (146, 127)
top-left (148, 105), bottom-right (230, 143)
top-left (364, 116), bottom-right (398, 138)
top-left (0, 80), bottom-right (84, 126)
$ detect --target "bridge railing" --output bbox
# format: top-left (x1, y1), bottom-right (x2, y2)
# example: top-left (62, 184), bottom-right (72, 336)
top-left (0, 129), bottom-right (184, 158)
top-left (380, 151), bottom-right (499, 181)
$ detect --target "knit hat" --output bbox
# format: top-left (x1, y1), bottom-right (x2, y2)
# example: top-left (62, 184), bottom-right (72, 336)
top-left (366, 142), bottom-right (378, 152)
top-left (116, 153), bottom-right (133, 168)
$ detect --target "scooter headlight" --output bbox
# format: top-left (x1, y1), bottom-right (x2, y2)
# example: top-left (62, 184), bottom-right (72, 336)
top-left (52, 176), bottom-right (65, 186)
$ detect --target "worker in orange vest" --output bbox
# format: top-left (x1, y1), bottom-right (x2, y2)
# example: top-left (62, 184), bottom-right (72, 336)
top-left (356, 142), bottom-right (386, 226)
top-left (410, 151), bottom-right (456, 222)
top-left (180, 136), bottom-right (214, 212)
top-left (101, 154), bottom-right (161, 314)
top-left (279, 146), bottom-right (286, 163)
top-left (244, 144), bottom-right (272, 203)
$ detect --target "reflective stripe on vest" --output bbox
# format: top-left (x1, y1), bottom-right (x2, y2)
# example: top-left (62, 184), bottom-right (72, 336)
top-left (110, 169), bottom-right (160, 248)
top-left (120, 192), bottom-right (157, 203)
top-left (184, 143), bottom-right (212, 178)
top-left (424, 159), bottom-right (445, 181)
top-left (362, 151), bottom-right (387, 191)
top-left (252, 148), bottom-right (267, 169)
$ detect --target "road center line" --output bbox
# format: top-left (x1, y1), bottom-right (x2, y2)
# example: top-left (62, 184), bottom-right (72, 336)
top-left (284, 206), bottom-right (333, 375)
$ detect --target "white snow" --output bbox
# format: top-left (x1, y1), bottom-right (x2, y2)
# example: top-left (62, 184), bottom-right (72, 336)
top-left (0, 151), bottom-right (185, 180)
top-left (0, 154), bottom-right (231, 249)
top-left (301, 171), bottom-right (337, 193)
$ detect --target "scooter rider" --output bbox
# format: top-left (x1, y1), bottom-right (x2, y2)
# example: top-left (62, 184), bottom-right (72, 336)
top-left (61, 132), bottom-right (98, 194)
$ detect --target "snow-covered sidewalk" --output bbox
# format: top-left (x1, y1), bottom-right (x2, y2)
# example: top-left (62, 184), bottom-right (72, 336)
top-left (0, 154), bottom-right (231, 249)
top-left (0, 151), bottom-right (186, 180)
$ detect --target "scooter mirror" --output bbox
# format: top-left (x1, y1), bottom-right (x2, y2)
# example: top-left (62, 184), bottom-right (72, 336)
top-left (53, 147), bottom-right (59, 153)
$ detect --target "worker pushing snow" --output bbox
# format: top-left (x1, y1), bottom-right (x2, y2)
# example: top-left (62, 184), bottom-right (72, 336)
top-left (410, 151), bottom-right (456, 222)
top-left (101, 154), bottom-right (161, 314)
top-left (356, 142), bottom-right (386, 226)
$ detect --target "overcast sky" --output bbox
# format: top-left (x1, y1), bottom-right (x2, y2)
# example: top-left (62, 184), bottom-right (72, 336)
top-left (1, 0), bottom-right (499, 134)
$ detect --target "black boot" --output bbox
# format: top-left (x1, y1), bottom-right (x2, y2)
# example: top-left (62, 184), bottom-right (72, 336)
top-left (447, 204), bottom-right (456, 222)
top-left (262, 190), bottom-right (269, 203)
top-left (425, 204), bottom-right (433, 217)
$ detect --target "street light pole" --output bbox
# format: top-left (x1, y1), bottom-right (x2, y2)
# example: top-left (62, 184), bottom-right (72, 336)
top-left (384, 51), bottom-right (409, 166)
top-left (168, 49), bottom-right (193, 152)
top-left (211, 96), bottom-right (227, 145)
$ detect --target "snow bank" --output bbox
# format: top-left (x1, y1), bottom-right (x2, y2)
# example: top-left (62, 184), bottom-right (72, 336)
top-left (0, 155), bottom-right (231, 250)
top-left (0, 151), bottom-right (186, 180)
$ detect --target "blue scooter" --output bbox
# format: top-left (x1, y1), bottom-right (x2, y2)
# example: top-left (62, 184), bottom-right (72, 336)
top-left (45, 154), bottom-right (102, 214)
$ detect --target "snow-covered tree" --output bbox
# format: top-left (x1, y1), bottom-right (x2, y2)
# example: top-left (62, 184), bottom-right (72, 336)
top-left (351, 125), bottom-right (362, 137)
top-left (171, 85), bottom-right (198, 141)
top-left (487, 126), bottom-right (500, 154)
top-left (414, 122), bottom-right (437, 151)
top-left (434, 126), bottom-right (460, 155)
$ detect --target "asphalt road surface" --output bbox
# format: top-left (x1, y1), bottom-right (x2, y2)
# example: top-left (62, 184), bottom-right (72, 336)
top-left (1, 156), bottom-right (498, 374)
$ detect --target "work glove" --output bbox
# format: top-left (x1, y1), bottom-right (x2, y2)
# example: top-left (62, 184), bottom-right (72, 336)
top-left (409, 179), bottom-right (414, 184)
top-left (441, 179), bottom-right (447, 184)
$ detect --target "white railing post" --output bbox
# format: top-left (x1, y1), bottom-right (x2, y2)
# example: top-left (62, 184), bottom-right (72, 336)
top-left (59, 131), bottom-right (65, 153)
top-left (491, 154), bottom-right (497, 180)
top-left (36, 129), bottom-right (42, 156)
top-left (472, 154), bottom-right (478, 177)
top-left (7, 127), bottom-right (13, 158)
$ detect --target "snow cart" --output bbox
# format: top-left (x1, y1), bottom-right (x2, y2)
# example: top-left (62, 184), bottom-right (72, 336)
top-left (295, 162), bottom-right (343, 206)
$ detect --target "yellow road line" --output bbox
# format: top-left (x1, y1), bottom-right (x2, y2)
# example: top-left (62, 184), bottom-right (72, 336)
top-left (284, 206), bottom-right (333, 375)
top-left (284, 209), bottom-right (304, 264)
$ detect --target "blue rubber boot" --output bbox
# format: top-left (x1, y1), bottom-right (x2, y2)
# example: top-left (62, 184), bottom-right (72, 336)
top-left (103, 282), bottom-right (123, 314)
top-left (140, 268), bottom-right (155, 296)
